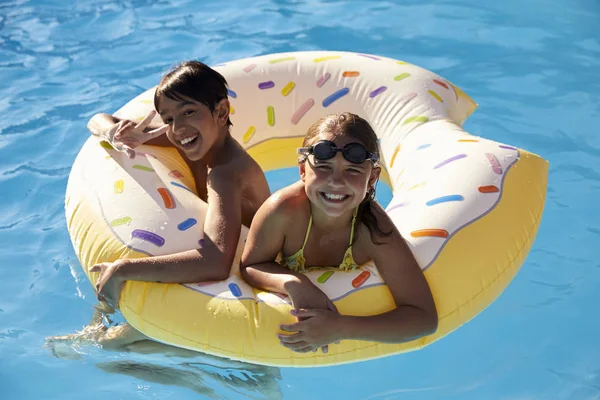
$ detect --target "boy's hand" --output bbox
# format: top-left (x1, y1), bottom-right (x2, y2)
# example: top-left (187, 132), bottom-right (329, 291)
top-left (106, 110), bottom-right (168, 159)
top-left (89, 260), bottom-right (128, 309)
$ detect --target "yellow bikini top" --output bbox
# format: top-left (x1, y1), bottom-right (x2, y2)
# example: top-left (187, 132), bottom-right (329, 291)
top-left (279, 208), bottom-right (360, 272)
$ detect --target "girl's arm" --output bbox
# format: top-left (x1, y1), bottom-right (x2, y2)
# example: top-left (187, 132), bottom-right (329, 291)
top-left (279, 203), bottom-right (437, 348)
top-left (240, 193), bottom-right (335, 312)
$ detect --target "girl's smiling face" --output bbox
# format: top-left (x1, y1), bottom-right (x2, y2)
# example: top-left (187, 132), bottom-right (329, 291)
top-left (300, 133), bottom-right (380, 218)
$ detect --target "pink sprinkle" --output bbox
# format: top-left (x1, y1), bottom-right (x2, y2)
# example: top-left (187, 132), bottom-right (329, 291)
top-left (316, 73), bottom-right (331, 88)
top-left (485, 153), bottom-right (503, 174)
top-left (357, 54), bottom-right (380, 60)
top-left (243, 63), bottom-right (257, 73)
top-left (291, 98), bottom-right (315, 125)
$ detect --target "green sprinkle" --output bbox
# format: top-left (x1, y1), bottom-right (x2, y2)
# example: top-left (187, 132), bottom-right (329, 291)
top-left (110, 217), bottom-right (132, 227)
top-left (394, 73), bottom-right (411, 81)
top-left (100, 141), bottom-right (114, 150)
top-left (269, 57), bottom-right (296, 64)
top-left (133, 165), bottom-right (154, 172)
top-left (402, 116), bottom-right (429, 125)
top-left (317, 271), bottom-right (335, 284)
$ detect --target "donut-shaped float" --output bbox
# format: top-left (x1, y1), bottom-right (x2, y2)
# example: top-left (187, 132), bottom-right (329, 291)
top-left (65, 51), bottom-right (548, 367)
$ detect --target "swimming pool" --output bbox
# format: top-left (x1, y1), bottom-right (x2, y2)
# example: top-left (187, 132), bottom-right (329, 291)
top-left (1, 0), bottom-right (598, 398)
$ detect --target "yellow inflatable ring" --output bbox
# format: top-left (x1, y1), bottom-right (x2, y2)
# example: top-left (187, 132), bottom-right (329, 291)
top-left (65, 51), bottom-right (548, 367)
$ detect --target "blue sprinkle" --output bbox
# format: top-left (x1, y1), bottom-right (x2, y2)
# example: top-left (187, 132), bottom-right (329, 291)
top-left (426, 195), bottom-right (464, 206)
top-left (229, 283), bottom-right (242, 297)
top-left (322, 88), bottom-right (349, 107)
top-left (417, 144), bottom-right (431, 150)
top-left (170, 181), bottom-right (194, 194)
top-left (177, 218), bottom-right (197, 231)
top-left (227, 89), bottom-right (237, 98)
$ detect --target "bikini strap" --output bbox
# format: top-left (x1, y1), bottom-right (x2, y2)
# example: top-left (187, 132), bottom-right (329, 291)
top-left (301, 214), bottom-right (313, 251)
top-left (348, 207), bottom-right (359, 245)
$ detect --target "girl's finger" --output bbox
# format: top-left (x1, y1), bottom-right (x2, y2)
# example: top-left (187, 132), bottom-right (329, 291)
top-left (279, 340), bottom-right (309, 350)
top-left (277, 333), bottom-right (304, 343)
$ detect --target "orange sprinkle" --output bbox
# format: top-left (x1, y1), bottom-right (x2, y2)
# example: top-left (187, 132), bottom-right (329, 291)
top-left (352, 271), bottom-right (370, 288)
top-left (433, 79), bottom-right (449, 89)
top-left (157, 188), bottom-right (175, 209)
top-left (169, 170), bottom-right (184, 179)
top-left (458, 139), bottom-right (479, 142)
top-left (342, 71), bottom-right (360, 77)
top-left (411, 229), bottom-right (449, 238)
top-left (389, 145), bottom-right (401, 168)
top-left (478, 185), bottom-right (500, 193)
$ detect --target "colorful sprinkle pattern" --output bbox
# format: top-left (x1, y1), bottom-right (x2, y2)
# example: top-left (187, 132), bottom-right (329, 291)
top-left (92, 51), bottom-right (516, 303)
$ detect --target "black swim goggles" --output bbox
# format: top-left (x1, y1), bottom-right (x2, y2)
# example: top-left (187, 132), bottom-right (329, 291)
top-left (297, 140), bottom-right (379, 164)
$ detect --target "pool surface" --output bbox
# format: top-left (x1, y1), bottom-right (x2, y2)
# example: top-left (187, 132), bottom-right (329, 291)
top-left (1, 0), bottom-right (599, 398)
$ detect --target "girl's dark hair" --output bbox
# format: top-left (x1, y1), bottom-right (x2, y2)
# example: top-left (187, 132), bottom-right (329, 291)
top-left (154, 61), bottom-right (232, 127)
top-left (302, 112), bottom-right (392, 244)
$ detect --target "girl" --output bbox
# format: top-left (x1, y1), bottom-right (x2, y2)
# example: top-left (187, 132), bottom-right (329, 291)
top-left (240, 112), bottom-right (437, 354)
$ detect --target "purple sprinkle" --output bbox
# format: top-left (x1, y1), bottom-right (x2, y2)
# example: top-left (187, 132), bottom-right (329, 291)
top-left (177, 218), bottom-right (197, 231)
top-left (499, 145), bottom-right (517, 150)
top-left (227, 89), bottom-right (237, 98)
top-left (258, 81), bottom-right (275, 90)
top-left (357, 54), bottom-right (380, 60)
top-left (198, 238), bottom-right (205, 247)
top-left (369, 86), bottom-right (387, 98)
top-left (386, 202), bottom-right (409, 213)
top-left (131, 230), bottom-right (165, 247)
top-left (433, 154), bottom-right (467, 169)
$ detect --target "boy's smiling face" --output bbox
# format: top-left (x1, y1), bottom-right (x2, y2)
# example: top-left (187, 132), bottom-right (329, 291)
top-left (157, 94), bottom-right (229, 161)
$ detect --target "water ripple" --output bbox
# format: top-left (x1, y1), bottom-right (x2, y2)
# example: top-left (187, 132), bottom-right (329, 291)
top-left (2, 164), bottom-right (71, 178)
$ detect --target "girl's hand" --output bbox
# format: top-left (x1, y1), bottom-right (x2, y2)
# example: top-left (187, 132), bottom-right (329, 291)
top-left (278, 309), bottom-right (343, 353)
top-left (89, 260), bottom-right (127, 309)
top-left (287, 280), bottom-right (337, 315)
top-left (106, 110), bottom-right (168, 159)
top-left (283, 282), bottom-right (340, 353)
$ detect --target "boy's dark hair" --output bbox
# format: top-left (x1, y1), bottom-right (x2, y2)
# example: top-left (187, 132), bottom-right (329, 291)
top-left (302, 112), bottom-right (392, 244)
top-left (154, 61), bottom-right (232, 127)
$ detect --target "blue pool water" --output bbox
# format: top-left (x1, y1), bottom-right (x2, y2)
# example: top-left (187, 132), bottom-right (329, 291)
top-left (1, 0), bottom-right (599, 398)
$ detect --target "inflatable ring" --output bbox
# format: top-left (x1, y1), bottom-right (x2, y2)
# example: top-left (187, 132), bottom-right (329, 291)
top-left (65, 51), bottom-right (548, 367)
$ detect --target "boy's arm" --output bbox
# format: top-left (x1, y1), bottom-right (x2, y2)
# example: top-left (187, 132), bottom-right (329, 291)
top-left (110, 165), bottom-right (242, 283)
top-left (87, 112), bottom-right (172, 148)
